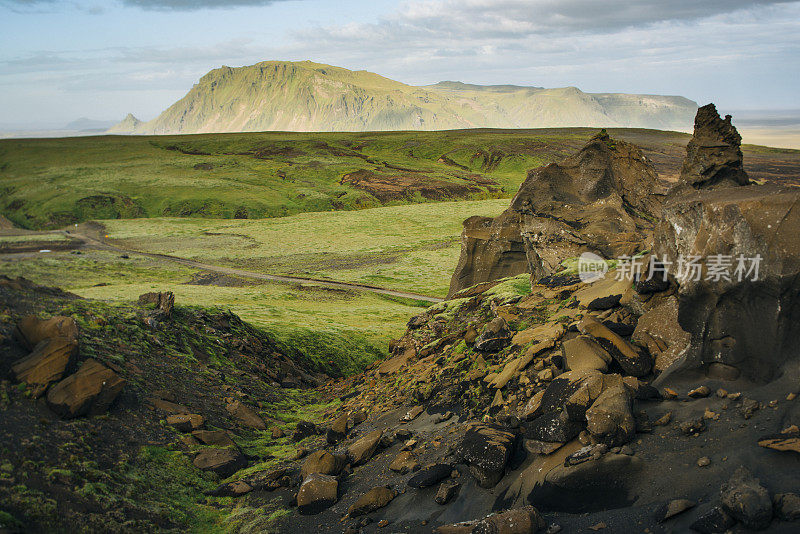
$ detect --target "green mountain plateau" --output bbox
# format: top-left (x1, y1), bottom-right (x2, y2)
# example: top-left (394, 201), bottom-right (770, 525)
top-left (110, 61), bottom-right (699, 135)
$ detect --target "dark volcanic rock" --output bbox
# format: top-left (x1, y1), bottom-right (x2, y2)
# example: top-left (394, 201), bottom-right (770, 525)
top-left (679, 103), bottom-right (749, 189)
top-left (456, 423), bottom-right (517, 488)
top-left (301, 450), bottom-right (346, 478)
top-left (471, 506), bottom-right (546, 534)
top-left (720, 467), bottom-right (773, 530)
top-left (448, 131), bottom-right (661, 295)
top-left (474, 317), bottom-right (513, 353)
top-left (292, 420), bottom-right (317, 441)
top-left (408, 464), bottom-right (452, 488)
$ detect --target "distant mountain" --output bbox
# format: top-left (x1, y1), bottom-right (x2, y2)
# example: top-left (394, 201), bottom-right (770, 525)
top-left (107, 113), bottom-right (142, 134)
top-left (64, 118), bottom-right (117, 131)
top-left (110, 61), bottom-right (698, 134)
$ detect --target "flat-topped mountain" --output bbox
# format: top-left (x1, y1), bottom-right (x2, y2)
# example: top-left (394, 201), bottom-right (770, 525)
top-left (111, 61), bottom-right (698, 134)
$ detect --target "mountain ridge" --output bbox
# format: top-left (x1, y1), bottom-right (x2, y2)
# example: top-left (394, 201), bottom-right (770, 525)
top-left (110, 60), bottom-right (698, 134)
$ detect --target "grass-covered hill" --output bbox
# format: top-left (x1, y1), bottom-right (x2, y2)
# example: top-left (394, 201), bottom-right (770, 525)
top-left (3, 126), bottom-right (798, 230)
top-left (111, 61), bottom-right (697, 134)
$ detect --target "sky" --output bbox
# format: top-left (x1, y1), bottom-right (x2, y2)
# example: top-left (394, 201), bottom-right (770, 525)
top-left (1, 0), bottom-right (799, 127)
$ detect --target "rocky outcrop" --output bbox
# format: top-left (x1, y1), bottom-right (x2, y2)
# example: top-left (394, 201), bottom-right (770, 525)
top-left (654, 105), bottom-right (800, 381)
top-left (678, 103), bottom-right (749, 189)
top-left (449, 131), bottom-right (661, 296)
top-left (11, 337), bottom-right (78, 398)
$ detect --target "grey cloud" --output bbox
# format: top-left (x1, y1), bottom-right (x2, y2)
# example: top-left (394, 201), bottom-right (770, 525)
top-left (121, 0), bottom-right (295, 10)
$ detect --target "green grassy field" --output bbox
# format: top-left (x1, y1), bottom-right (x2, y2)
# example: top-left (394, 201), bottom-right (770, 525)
top-left (0, 128), bottom-right (694, 230)
top-left (103, 198), bottom-right (509, 297)
top-left (0, 247), bottom-right (430, 375)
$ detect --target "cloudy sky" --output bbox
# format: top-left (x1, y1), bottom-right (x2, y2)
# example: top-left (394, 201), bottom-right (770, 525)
top-left (1, 0), bottom-right (798, 127)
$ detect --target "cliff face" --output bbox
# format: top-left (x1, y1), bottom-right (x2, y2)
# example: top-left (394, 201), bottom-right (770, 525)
top-left (110, 61), bottom-right (698, 134)
top-left (448, 131), bottom-right (662, 296)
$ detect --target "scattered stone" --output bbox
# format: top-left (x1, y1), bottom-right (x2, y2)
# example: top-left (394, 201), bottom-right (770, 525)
top-left (720, 466), bottom-right (773, 530)
top-left (408, 464), bottom-right (452, 488)
top-left (680, 418), bottom-right (706, 436)
top-left (347, 430), bottom-right (382, 466)
top-left (457, 423), bottom-right (516, 487)
top-left (657, 499), bottom-right (695, 522)
top-left (166, 414), bottom-right (205, 432)
top-left (588, 522), bottom-right (607, 531)
top-left (697, 457), bottom-right (711, 467)
top-left (192, 430), bottom-right (235, 448)
top-left (434, 411), bottom-right (453, 424)
top-left (271, 426), bottom-right (285, 439)
top-left (716, 388), bottom-right (728, 398)
top-left (10, 337), bottom-right (78, 398)
top-left (46, 359), bottom-right (125, 419)
top-left (787, 392), bottom-right (797, 402)
top-left (663, 388), bottom-right (678, 399)
top-left (740, 398), bottom-right (760, 419)
top-left (301, 450), bottom-right (345, 478)
top-left (297, 473), bottom-right (338, 515)
top-left (653, 412), bottom-right (672, 426)
top-left (193, 448), bottom-right (247, 478)
top-left (435, 480), bottom-right (460, 505)
top-left (348, 486), bottom-right (396, 517)
top-left (225, 399), bottom-right (266, 430)
top-left (688, 385), bottom-right (711, 398)
top-left (242, 467), bottom-right (288, 491)
top-left (389, 451), bottom-right (419, 474)
top-left (690, 506), bottom-right (736, 534)
top-left (377, 520), bottom-right (389, 528)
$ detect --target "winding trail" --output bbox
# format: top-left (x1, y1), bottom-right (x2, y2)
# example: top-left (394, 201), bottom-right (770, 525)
top-left (65, 224), bottom-right (444, 304)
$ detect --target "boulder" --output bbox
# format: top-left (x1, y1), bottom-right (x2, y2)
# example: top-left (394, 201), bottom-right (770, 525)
top-left (347, 486), bottom-right (396, 517)
top-left (242, 467), bottom-right (289, 491)
top-left (585, 386), bottom-right (635, 446)
top-left (11, 337), bottom-right (77, 397)
top-left (166, 414), bottom-right (205, 432)
top-left (347, 430), bottom-right (382, 466)
top-left (389, 451), bottom-right (419, 474)
top-left (191, 430), bottom-right (236, 448)
top-left (297, 473), bottom-right (338, 514)
top-left (578, 318), bottom-right (652, 376)
top-left (192, 448), bottom-right (247, 478)
top-left (327, 413), bottom-right (349, 444)
top-left (225, 399), bottom-right (266, 430)
top-left (474, 317), bottom-right (513, 353)
top-left (720, 467), bottom-right (773, 530)
top-left (14, 315), bottom-right (78, 350)
top-left (471, 506), bottom-right (546, 534)
top-left (456, 424), bottom-right (517, 488)
top-left (408, 464), bottom-right (452, 488)
top-left (656, 499), bottom-right (695, 522)
top-left (301, 450), bottom-right (346, 478)
top-left (46, 359), bottom-right (125, 419)
top-left (561, 335), bottom-right (612, 372)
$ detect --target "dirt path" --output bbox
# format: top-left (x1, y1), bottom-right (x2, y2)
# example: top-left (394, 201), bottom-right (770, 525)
top-left (65, 224), bottom-right (444, 304)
